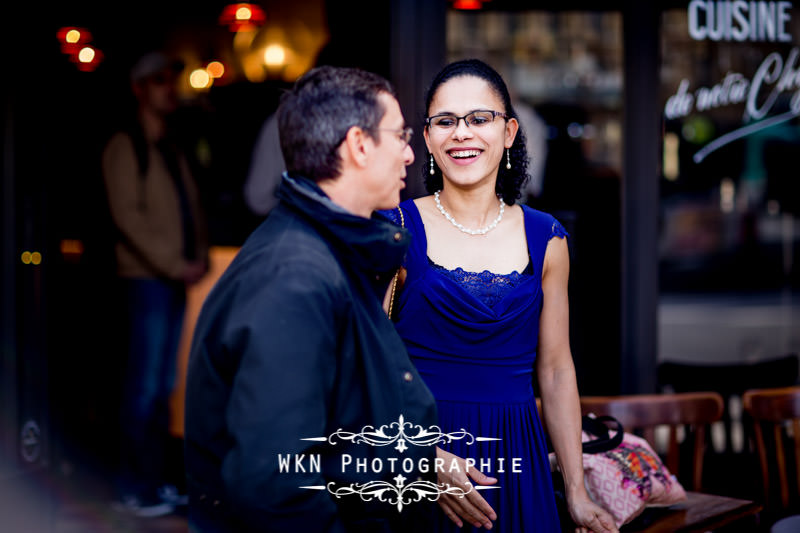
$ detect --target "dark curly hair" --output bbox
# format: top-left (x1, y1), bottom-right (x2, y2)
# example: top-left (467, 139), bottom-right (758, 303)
top-left (422, 59), bottom-right (529, 205)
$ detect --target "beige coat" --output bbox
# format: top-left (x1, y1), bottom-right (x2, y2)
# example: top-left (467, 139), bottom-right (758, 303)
top-left (102, 131), bottom-right (208, 280)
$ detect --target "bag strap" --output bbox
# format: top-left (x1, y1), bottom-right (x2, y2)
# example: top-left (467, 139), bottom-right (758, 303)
top-left (581, 415), bottom-right (624, 454)
top-left (387, 206), bottom-right (405, 319)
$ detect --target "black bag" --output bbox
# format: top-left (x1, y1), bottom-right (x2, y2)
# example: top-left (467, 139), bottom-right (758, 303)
top-left (580, 414), bottom-right (624, 453)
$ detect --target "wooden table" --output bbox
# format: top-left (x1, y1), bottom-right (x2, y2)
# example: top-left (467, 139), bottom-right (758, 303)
top-left (623, 492), bottom-right (762, 532)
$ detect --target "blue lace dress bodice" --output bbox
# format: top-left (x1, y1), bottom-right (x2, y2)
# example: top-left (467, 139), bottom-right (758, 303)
top-left (427, 258), bottom-right (533, 308)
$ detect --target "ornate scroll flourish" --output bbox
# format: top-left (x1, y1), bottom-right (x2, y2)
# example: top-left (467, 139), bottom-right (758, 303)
top-left (303, 415), bottom-right (484, 453)
top-left (326, 475), bottom-right (475, 512)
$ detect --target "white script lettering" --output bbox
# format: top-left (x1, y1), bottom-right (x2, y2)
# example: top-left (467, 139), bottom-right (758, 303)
top-left (664, 47), bottom-right (800, 120)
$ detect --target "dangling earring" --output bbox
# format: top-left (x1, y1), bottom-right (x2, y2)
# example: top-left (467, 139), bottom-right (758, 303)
top-left (429, 153), bottom-right (435, 175)
top-left (506, 148), bottom-right (511, 170)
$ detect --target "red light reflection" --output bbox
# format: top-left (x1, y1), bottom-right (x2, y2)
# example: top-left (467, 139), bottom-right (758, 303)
top-left (219, 3), bottom-right (266, 32)
top-left (452, 0), bottom-right (488, 9)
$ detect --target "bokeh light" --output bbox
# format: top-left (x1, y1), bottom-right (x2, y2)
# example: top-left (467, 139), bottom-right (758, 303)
top-left (65, 29), bottom-right (81, 43)
top-left (236, 6), bottom-right (252, 20)
top-left (78, 47), bottom-right (95, 63)
top-left (20, 251), bottom-right (42, 265)
top-left (189, 68), bottom-right (212, 89)
top-left (206, 61), bottom-right (225, 78)
top-left (219, 3), bottom-right (266, 32)
top-left (263, 44), bottom-right (286, 66)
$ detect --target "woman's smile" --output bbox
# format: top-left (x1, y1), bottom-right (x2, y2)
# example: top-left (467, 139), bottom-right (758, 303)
top-left (447, 147), bottom-right (483, 165)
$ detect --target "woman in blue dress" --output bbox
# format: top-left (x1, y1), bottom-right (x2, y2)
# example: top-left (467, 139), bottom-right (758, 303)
top-left (386, 60), bottom-right (617, 533)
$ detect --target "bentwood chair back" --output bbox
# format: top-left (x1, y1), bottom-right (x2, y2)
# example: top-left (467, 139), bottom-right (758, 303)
top-left (658, 354), bottom-right (799, 454)
top-left (742, 386), bottom-right (800, 511)
top-left (579, 392), bottom-right (724, 491)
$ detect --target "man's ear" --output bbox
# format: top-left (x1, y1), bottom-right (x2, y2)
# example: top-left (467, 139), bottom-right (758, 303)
top-left (341, 126), bottom-right (371, 169)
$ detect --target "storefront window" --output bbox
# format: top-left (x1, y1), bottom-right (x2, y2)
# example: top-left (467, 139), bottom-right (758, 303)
top-left (658, 3), bottom-right (800, 365)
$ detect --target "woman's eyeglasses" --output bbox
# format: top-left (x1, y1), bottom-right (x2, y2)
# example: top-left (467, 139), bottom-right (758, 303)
top-left (425, 110), bottom-right (508, 130)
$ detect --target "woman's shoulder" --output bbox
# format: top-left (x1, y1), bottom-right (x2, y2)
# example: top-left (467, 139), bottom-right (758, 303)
top-left (520, 204), bottom-right (569, 240)
top-left (519, 203), bottom-right (554, 221)
top-left (405, 196), bottom-right (433, 212)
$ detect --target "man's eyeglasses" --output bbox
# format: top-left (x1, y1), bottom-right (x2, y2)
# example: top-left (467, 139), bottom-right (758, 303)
top-left (377, 126), bottom-right (413, 146)
top-left (425, 110), bottom-right (508, 130)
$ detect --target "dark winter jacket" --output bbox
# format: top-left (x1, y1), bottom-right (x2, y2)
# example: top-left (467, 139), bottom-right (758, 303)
top-left (185, 174), bottom-right (438, 532)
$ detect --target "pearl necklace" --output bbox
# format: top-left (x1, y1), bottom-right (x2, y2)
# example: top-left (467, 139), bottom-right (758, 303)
top-left (434, 190), bottom-right (505, 235)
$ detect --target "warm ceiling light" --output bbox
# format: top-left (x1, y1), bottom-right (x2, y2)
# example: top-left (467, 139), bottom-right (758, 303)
top-left (263, 44), bottom-right (286, 66)
top-left (56, 27), bottom-right (92, 54)
top-left (78, 47), bottom-right (95, 63)
top-left (65, 29), bottom-right (81, 43)
top-left (73, 46), bottom-right (103, 72)
top-left (236, 6), bottom-right (252, 20)
top-left (57, 27), bottom-right (91, 44)
top-left (219, 3), bottom-right (266, 32)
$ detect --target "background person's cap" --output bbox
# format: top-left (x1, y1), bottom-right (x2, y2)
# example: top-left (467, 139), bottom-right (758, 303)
top-left (130, 51), bottom-right (184, 83)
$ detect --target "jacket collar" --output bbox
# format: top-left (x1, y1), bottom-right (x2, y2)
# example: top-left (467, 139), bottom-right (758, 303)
top-left (276, 173), bottom-right (410, 276)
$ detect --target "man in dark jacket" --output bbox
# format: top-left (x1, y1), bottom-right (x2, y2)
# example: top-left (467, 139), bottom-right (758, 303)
top-left (184, 66), bottom-right (438, 532)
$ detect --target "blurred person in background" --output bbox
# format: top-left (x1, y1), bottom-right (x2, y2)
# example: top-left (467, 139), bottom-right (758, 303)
top-left (102, 50), bottom-right (209, 517)
top-left (243, 112), bottom-right (284, 217)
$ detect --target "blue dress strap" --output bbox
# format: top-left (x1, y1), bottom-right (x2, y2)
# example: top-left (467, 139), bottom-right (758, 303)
top-left (521, 205), bottom-right (568, 280)
top-left (396, 199), bottom-right (428, 273)
top-left (377, 206), bottom-right (403, 226)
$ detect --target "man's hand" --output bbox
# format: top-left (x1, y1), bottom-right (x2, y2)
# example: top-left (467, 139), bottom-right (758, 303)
top-left (435, 447), bottom-right (498, 530)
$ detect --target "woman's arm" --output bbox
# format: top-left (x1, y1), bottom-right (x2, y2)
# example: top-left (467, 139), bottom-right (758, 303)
top-left (536, 236), bottom-right (618, 533)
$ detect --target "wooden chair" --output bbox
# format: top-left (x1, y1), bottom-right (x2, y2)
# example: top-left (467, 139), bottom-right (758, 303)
top-left (579, 392), bottom-right (724, 491)
top-left (742, 386), bottom-right (800, 511)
